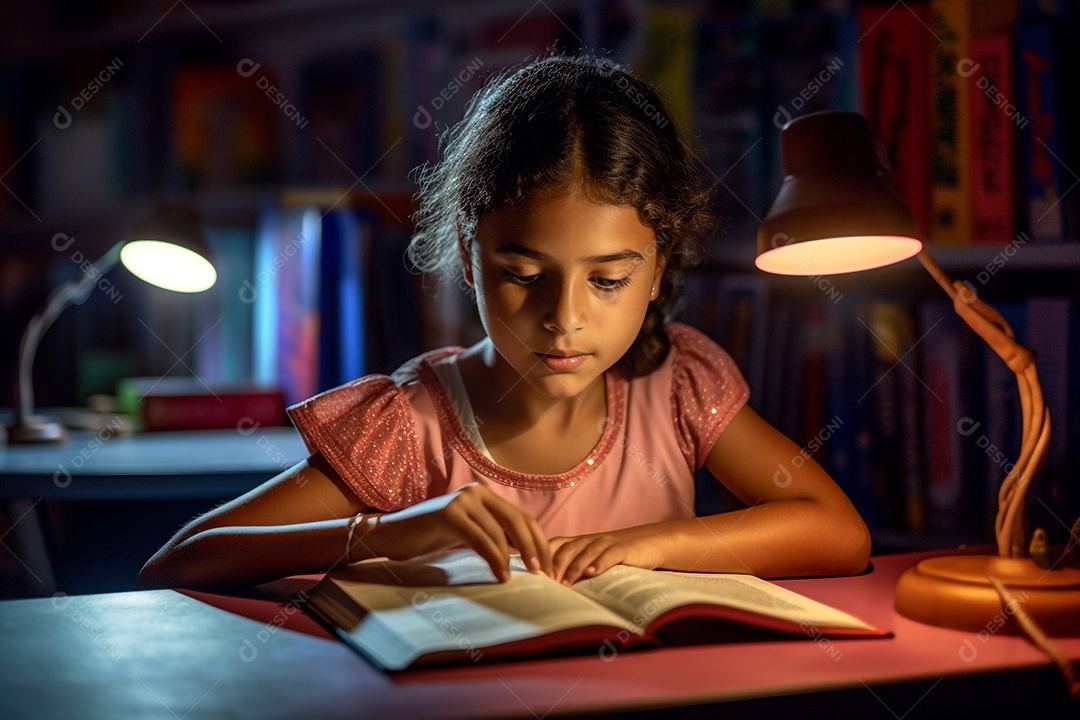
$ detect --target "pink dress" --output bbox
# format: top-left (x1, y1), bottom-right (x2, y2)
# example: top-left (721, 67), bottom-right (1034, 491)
top-left (287, 323), bottom-right (749, 537)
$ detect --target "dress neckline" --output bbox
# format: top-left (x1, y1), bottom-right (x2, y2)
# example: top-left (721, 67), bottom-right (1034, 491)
top-left (416, 354), bottom-right (628, 490)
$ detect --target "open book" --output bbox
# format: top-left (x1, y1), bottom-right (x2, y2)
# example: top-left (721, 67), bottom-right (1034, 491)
top-left (301, 549), bottom-right (888, 671)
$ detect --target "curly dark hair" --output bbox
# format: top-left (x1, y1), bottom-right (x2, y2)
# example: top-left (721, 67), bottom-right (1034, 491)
top-left (408, 54), bottom-right (714, 375)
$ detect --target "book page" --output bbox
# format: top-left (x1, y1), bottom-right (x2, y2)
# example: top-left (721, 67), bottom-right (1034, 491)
top-left (314, 550), bottom-right (638, 670)
top-left (571, 565), bottom-right (877, 632)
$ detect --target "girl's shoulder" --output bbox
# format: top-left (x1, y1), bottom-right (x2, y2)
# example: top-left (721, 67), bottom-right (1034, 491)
top-left (285, 346), bottom-right (466, 511)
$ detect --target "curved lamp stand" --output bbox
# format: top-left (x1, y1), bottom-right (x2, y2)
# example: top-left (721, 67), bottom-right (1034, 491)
top-left (893, 249), bottom-right (1080, 637)
top-left (8, 243), bottom-right (123, 443)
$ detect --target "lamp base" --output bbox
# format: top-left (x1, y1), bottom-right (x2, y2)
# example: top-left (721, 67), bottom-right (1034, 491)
top-left (7, 416), bottom-right (68, 444)
top-left (895, 555), bottom-right (1080, 636)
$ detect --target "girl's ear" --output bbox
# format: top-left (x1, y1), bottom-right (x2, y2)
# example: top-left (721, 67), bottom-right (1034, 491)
top-left (650, 253), bottom-right (667, 301)
top-left (457, 227), bottom-right (474, 287)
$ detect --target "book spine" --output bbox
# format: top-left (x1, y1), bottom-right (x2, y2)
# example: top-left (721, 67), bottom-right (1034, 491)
top-left (864, 301), bottom-right (913, 532)
top-left (929, 0), bottom-right (973, 244)
top-left (919, 300), bottom-right (964, 532)
top-left (968, 33), bottom-right (1016, 244)
top-left (1015, 24), bottom-right (1067, 242)
top-left (856, 2), bottom-right (932, 240)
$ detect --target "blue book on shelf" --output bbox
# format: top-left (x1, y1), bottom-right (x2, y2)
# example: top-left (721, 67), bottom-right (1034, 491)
top-left (1014, 23), bottom-right (1077, 243)
top-left (253, 204), bottom-right (321, 407)
top-left (319, 209), bottom-right (370, 388)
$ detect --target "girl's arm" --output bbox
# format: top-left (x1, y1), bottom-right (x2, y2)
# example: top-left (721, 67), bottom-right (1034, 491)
top-left (138, 454), bottom-right (553, 590)
top-left (549, 404), bottom-right (872, 584)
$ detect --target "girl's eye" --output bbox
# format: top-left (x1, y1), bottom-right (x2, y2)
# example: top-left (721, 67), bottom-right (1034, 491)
top-left (592, 276), bottom-right (633, 290)
top-left (502, 269), bottom-right (543, 286)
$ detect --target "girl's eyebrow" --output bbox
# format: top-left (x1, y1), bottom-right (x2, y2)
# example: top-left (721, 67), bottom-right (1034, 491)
top-left (495, 244), bottom-right (646, 264)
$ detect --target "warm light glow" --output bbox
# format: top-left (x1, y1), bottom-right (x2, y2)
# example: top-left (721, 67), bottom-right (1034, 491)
top-left (120, 240), bottom-right (216, 292)
top-left (755, 235), bottom-right (922, 276)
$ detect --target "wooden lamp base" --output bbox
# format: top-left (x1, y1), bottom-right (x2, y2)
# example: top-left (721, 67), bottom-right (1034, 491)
top-left (895, 555), bottom-right (1080, 637)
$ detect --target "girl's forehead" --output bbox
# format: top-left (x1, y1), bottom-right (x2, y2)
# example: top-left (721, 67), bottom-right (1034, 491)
top-left (475, 193), bottom-right (656, 256)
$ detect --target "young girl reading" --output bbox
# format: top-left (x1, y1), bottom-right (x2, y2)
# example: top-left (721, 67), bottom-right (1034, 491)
top-left (139, 55), bottom-right (870, 591)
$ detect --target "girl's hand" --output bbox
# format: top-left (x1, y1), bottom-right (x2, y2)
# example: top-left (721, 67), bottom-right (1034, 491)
top-left (374, 483), bottom-right (553, 582)
top-left (548, 529), bottom-right (662, 585)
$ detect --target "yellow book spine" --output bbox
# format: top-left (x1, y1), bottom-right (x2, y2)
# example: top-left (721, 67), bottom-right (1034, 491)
top-left (929, 0), bottom-right (973, 245)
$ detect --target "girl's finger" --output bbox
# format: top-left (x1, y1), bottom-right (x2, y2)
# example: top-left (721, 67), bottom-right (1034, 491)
top-left (560, 538), bottom-right (614, 585)
top-left (460, 504), bottom-right (513, 580)
top-left (484, 493), bottom-right (552, 577)
top-left (551, 538), bottom-right (589, 584)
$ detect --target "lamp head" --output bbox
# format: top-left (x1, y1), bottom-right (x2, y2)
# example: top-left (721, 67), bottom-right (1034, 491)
top-left (121, 203), bottom-right (216, 292)
top-left (756, 110), bottom-right (922, 276)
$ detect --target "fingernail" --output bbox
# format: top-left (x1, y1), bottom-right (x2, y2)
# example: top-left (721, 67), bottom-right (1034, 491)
top-left (528, 556), bottom-right (540, 572)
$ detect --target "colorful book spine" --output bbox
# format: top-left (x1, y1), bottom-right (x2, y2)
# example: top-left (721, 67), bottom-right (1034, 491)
top-left (253, 204), bottom-right (322, 407)
top-left (856, 1), bottom-right (932, 240)
top-left (865, 301), bottom-right (924, 533)
top-left (1015, 24), bottom-right (1070, 242)
top-left (919, 300), bottom-right (965, 532)
top-left (929, 0), bottom-right (973, 244)
top-left (968, 33), bottom-right (1016, 244)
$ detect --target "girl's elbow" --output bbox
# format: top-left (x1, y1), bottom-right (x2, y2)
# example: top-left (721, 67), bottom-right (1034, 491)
top-left (833, 515), bottom-right (872, 575)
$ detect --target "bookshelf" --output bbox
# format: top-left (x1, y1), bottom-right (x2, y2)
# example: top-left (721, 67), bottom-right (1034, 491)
top-left (2, 0), bottom-right (1078, 556)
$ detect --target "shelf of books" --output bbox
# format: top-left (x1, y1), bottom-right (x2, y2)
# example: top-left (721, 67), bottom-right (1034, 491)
top-left (2, 0), bottom-right (1077, 547)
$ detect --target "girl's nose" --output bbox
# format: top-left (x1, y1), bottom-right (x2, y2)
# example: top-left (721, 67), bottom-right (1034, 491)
top-left (543, 279), bottom-right (585, 336)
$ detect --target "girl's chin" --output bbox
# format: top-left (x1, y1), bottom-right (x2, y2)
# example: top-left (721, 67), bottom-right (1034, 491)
top-left (523, 369), bottom-right (603, 399)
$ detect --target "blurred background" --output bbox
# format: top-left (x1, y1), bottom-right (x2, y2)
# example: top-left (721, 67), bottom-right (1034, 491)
top-left (1, 0), bottom-right (1078, 596)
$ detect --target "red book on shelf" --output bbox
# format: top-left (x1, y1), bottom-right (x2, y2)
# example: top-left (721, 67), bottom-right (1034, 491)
top-left (857, 1), bottom-right (932, 241)
top-left (969, 33), bottom-right (1016, 244)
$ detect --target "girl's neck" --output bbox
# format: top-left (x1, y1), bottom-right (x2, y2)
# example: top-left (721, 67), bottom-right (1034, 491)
top-left (458, 338), bottom-right (606, 431)
top-left (456, 338), bottom-right (607, 475)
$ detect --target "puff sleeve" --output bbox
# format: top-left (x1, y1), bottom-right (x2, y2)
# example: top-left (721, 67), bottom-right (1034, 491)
top-left (287, 375), bottom-right (429, 512)
top-left (667, 323), bottom-right (751, 470)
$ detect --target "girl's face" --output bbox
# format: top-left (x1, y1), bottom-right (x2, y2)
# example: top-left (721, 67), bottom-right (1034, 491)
top-left (463, 190), bottom-right (665, 400)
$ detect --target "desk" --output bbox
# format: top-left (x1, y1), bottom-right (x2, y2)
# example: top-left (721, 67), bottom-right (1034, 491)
top-left (0, 428), bottom-right (309, 595)
top-left (0, 548), bottom-right (1077, 719)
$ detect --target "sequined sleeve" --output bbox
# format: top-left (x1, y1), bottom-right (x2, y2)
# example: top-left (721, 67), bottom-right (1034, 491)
top-left (667, 322), bottom-right (751, 470)
top-left (287, 375), bottom-right (428, 512)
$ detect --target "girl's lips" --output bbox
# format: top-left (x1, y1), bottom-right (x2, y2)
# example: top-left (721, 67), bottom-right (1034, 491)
top-left (535, 353), bottom-right (589, 371)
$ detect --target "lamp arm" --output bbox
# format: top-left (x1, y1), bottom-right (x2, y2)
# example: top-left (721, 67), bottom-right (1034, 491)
top-left (916, 249), bottom-right (1049, 558)
top-left (14, 243), bottom-right (123, 426)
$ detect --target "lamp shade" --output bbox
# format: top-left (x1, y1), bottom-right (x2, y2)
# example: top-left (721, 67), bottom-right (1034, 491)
top-left (121, 203), bottom-right (216, 292)
top-left (756, 111), bottom-right (922, 275)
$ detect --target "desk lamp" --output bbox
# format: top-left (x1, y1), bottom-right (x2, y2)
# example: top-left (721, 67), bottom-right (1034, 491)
top-left (8, 204), bottom-right (217, 444)
top-left (756, 111), bottom-right (1080, 639)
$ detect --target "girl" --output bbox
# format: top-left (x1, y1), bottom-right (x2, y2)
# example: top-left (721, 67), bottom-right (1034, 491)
top-left (139, 56), bottom-right (870, 591)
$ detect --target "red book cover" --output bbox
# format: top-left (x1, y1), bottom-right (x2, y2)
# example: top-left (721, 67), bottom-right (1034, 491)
top-left (141, 387), bottom-right (286, 432)
top-left (857, 2), bottom-right (932, 240)
top-left (969, 33), bottom-right (1016, 244)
